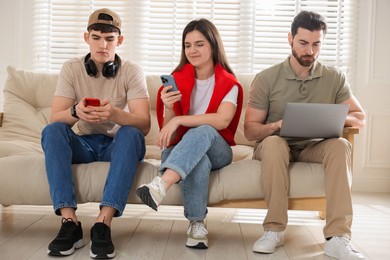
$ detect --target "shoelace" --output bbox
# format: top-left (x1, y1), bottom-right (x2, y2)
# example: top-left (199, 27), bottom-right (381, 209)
top-left (93, 224), bottom-right (109, 242)
top-left (61, 217), bottom-right (74, 224)
top-left (335, 237), bottom-right (358, 253)
top-left (150, 177), bottom-right (166, 196)
top-left (261, 231), bottom-right (279, 242)
top-left (191, 221), bottom-right (208, 237)
top-left (57, 218), bottom-right (75, 238)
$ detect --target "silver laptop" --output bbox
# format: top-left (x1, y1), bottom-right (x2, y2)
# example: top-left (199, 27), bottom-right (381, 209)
top-left (279, 103), bottom-right (349, 138)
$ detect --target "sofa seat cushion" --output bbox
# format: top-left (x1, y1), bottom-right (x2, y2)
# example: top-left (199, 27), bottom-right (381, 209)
top-left (0, 153), bottom-right (325, 206)
top-left (0, 140), bottom-right (43, 157)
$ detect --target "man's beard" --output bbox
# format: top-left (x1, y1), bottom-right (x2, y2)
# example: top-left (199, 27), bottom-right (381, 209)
top-left (291, 45), bottom-right (316, 67)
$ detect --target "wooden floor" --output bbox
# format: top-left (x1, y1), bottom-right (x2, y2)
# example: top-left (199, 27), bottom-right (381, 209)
top-left (1, 192), bottom-right (389, 260)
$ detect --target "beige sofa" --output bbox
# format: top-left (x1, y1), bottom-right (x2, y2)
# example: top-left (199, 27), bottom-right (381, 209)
top-left (0, 66), bottom-right (359, 217)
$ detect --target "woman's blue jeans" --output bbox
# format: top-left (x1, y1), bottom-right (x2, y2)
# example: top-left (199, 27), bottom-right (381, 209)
top-left (41, 122), bottom-right (145, 217)
top-left (161, 125), bottom-right (232, 221)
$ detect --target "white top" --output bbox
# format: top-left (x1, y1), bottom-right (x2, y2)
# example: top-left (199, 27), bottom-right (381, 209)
top-left (189, 75), bottom-right (238, 115)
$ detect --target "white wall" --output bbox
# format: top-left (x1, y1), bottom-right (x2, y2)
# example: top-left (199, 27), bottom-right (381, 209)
top-left (352, 0), bottom-right (390, 192)
top-left (1, 0), bottom-right (389, 191)
top-left (0, 0), bottom-right (34, 110)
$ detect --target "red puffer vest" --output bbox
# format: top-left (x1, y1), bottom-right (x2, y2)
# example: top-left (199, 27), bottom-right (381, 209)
top-left (156, 63), bottom-right (243, 146)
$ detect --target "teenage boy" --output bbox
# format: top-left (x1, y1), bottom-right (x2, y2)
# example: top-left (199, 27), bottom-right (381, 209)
top-left (41, 8), bottom-right (150, 259)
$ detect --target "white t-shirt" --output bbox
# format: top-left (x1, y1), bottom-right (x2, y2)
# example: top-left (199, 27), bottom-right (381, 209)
top-left (188, 75), bottom-right (238, 115)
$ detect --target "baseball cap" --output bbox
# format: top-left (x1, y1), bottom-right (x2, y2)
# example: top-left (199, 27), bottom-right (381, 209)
top-left (87, 8), bottom-right (122, 32)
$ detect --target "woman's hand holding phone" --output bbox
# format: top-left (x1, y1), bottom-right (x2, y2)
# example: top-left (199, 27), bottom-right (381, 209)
top-left (160, 75), bottom-right (181, 109)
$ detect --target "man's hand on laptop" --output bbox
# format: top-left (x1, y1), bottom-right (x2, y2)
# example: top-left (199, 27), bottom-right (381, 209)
top-left (271, 120), bottom-right (283, 134)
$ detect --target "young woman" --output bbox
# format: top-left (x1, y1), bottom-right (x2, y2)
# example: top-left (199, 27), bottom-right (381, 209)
top-left (137, 18), bottom-right (243, 249)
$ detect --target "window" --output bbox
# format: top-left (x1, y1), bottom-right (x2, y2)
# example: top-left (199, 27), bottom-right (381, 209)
top-left (32, 0), bottom-right (359, 83)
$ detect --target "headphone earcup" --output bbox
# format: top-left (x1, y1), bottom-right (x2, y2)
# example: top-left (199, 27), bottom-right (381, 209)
top-left (84, 53), bottom-right (120, 78)
top-left (102, 61), bottom-right (117, 77)
top-left (84, 55), bottom-right (97, 77)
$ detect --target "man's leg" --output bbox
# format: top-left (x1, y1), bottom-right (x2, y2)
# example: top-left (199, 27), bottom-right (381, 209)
top-left (255, 136), bottom-right (290, 231)
top-left (297, 138), bottom-right (353, 238)
top-left (252, 136), bottom-right (290, 253)
top-left (297, 138), bottom-right (365, 259)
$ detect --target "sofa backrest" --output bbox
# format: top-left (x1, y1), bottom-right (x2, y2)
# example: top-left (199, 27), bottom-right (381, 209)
top-left (1, 66), bottom-right (56, 143)
top-left (1, 66), bottom-right (256, 147)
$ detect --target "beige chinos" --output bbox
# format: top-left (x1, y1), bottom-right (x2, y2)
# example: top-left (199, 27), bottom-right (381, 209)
top-left (253, 136), bottom-right (353, 239)
top-left (248, 57), bottom-right (355, 239)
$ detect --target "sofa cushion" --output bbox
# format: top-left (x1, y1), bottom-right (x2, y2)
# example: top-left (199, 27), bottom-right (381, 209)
top-left (0, 154), bottom-right (326, 206)
top-left (1, 66), bottom-right (57, 143)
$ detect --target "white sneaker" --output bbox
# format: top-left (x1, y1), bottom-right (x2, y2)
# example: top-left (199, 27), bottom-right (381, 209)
top-left (324, 236), bottom-right (365, 260)
top-left (136, 176), bottom-right (166, 211)
top-left (253, 231), bottom-right (284, 253)
top-left (186, 221), bottom-right (208, 249)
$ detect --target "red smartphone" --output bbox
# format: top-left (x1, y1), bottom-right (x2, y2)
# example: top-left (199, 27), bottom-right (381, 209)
top-left (84, 98), bottom-right (100, 107)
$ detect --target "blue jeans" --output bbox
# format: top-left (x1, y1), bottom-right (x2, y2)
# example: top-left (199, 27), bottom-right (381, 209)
top-left (161, 125), bottom-right (232, 221)
top-left (41, 122), bottom-right (145, 217)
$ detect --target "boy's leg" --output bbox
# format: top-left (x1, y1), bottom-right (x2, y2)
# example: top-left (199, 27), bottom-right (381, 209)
top-left (99, 125), bottom-right (146, 217)
top-left (41, 122), bottom-right (97, 215)
top-left (42, 122), bottom-right (96, 256)
top-left (89, 126), bottom-right (145, 259)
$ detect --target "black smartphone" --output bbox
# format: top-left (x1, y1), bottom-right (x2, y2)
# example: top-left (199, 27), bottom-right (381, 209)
top-left (160, 75), bottom-right (179, 92)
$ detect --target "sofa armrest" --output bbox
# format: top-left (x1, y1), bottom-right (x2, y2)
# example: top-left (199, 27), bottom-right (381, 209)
top-left (342, 126), bottom-right (359, 143)
top-left (0, 112), bottom-right (3, 127)
top-left (342, 127), bottom-right (360, 168)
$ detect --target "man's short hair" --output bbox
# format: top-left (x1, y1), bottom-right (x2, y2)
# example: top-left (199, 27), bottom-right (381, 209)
top-left (291, 11), bottom-right (327, 37)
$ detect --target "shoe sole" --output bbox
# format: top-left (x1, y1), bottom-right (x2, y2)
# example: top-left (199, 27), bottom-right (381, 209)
top-left (186, 243), bottom-right (208, 249)
top-left (252, 247), bottom-right (275, 254)
top-left (89, 251), bottom-right (116, 259)
top-left (186, 237), bottom-right (208, 249)
top-left (89, 241), bottom-right (116, 259)
top-left (89, 250), bottom-right (116, 259)
top-left (324, 246), bottom-right (345, 259)
top-left (136, 186), bottom-right (158, 211)
top-left (324, 251), bottom-right (338, 259)
top-left (48, 239), bottom-right (84, 256)
top-left (253, 241), bottom-right (284, 254)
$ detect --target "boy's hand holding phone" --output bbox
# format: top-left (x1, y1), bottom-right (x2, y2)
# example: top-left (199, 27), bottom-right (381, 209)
top-left (84, 97), bottom-right (101, 107)
top-left (76, 97), bottom-right (107, 123)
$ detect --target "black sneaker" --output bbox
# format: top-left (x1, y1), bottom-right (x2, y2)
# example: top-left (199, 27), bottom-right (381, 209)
top-left (90, 222), bottom-right (115, 259)
top-left (48, 218), bottom-right (84, 256)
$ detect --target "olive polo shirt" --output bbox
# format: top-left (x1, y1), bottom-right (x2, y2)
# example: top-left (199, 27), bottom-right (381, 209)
top-left (248, 56), bottom-right (352, 149)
